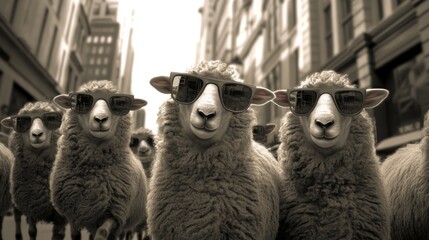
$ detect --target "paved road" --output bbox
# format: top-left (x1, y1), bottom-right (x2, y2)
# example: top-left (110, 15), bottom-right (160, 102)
top-left (2, 214), bottom-right (89, 240)
top-left (2, 215), bottom-right (144, 240)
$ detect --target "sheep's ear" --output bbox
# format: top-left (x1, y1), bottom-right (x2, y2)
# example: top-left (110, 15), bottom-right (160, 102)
top-left (364, 88), bottom-right (389, 109)
top-left (273, 90), bottom-right (289, 107)
top-left (130, 98), bottom-right (147, 110)
top-left (1, 117), bottom-right (14, 129)
top-left (264, 123), bottom-right (276, 134)
top-left (150, 76), bottom-right (170, 94)
top-left (53, 94), bottom-right (73, 109)
top-left (251, 87), bottom-right (275, 105)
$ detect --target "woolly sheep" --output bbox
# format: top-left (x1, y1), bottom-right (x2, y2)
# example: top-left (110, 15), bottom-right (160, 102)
top-left (273, 70), bottom-right (390, 239)
top-left (122, 127), bottom-right (156, 240)
top-left (381, 110), bottom-right (429, 239)
top-left (1, 101), bottom-right (76, 240)
top-left (252, 123), bottom-right (276, 145)
top-left (50, 80), bottom-right (148, 240)
top-left (0, 142), bottom-right (13, 240)
top-left (130, 127), bottom-right (156, 179)
top-left (148, 60), bottom-right (282, 240)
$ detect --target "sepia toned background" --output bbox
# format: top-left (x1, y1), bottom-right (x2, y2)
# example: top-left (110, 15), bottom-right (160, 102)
top-left (0, 0), bottom-right (429, 238)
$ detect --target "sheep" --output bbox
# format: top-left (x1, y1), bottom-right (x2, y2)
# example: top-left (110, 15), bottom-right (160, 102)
top-left (130, 127), bottom-right (156, 179)
top-left (148, 60), bottom-right (282, 240)
top-left (0, 142), bottom-right (13, 240)
top-left (273, 70), bottom-right (390, 239)
top-left (50, 80), bottom-right (148, 240)
top-left (380, 110), bottom-right (429, 240)
top-left (252, 123), bottom-right (276, 145)
top-left (0, 101), bottom-right (76, 240)
top-left (120, 127), bottom-right (156, 240)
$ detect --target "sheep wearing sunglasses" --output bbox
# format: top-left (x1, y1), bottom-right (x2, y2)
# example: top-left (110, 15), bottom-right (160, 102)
top-left (1, 101), bottom-right (79, 239)
top-left (147, 60), bottom-right (282, 240)
top-left (273, 70), bottom-right (390, 239)
top-left (50, 80), bottom-right (148, 240)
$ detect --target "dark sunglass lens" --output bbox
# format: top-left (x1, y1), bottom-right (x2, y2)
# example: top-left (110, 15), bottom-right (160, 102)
top-left (222, 84), bottom-right (252, 112)
top-left (110, 96), bottom-right (132, 116)
top-left (171, 75), bottom-right (203, 103)
top-left (130, 137), bottom-right (139, 147)
top-left (15, 116), bottom-right (32, 133)
top-left (335, 91), bottom-right (363, 115)
top-left (289, 90), bottom-right (317, 115)
top-left (43, 112), bottom-right (62, 130)
top-left (73, 94), bottom-right (93, 113)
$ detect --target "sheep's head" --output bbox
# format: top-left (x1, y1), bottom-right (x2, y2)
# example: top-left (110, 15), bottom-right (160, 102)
top-left (274, 71), bottom-right (389, 155)
top-left (150, 60), bottom-right (274, 147)
top-left (253, 123), bottom-right (276, 144)
top-left (1, 101), bottom-right (62, 151)
top-left (130, 127), bottom-right (155, 164)
top-left (53, 80), bottom-right (147, 142)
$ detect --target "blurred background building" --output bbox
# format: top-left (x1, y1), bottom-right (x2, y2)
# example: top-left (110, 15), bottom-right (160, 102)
top-left (197, 0), bottom-right (429, 157)
top-left (0, 0), bottom-right (143, 144)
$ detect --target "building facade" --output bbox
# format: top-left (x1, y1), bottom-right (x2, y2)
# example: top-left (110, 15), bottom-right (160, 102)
top-left (0, 0), bottom-right (92, 144)
top-left (198, 0), bottom-right (429, 156)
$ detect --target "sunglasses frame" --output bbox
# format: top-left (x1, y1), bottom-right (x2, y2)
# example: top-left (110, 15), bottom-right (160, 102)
top-left (10, 112), bottom-right (63, 133)
top-left (287, 88), bottom-right (366, 116)
top-left (169, 72), bottom-right (257, 113)
top-left (69, 92), bottom-right (135, 116)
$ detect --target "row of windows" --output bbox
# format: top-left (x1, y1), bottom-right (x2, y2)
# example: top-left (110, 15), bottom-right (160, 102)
top-left (90, 46), bottom-right (112, 55)
top-left (88, 57), bottom-right (109, 66)
top-left (87, 35), bottom-right (113, 44)
top-left (87, 67), bottom-right (109, 77)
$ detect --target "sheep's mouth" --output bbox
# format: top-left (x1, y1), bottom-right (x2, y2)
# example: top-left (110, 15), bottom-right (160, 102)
top-left (90, 128), bottom-right (110, 132)
top-left (191, 123), bottom-right (216, 132)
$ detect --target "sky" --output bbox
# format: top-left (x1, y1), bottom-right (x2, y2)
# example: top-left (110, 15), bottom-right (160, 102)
top-left (131, 1), bottom-right (203, 132)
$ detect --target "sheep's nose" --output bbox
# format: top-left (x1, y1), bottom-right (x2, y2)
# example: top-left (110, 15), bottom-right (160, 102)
top-left (315, 116), bottom-right (335, 129)
top-left (32, 130), bottom-right (43, 138)
top-left (197, 108), bottom-right (216, 120)
top-left (94, 113), bottom-right (108, 124)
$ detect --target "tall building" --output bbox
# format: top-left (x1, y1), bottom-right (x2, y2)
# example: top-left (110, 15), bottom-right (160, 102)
top-left (0, 0), bottom-right (91, 144)
top-left (198, 0), bottom-right (429, 156)
top-left (84, 0), bottom-right (135, 94)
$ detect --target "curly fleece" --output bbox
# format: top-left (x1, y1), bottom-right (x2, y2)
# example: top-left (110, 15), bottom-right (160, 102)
top-left (0, 142), bottom-right (13, 215)
top-left (276, 72), bottom-right (390, 240)
top-left (9, 101), bottom-right (66, 224)
top-left (147, 99), bottom-right (282, 240)
top-left (50, 80), bottom-right (148, 235)
top-left (381, 111), bottom-right (429, 240)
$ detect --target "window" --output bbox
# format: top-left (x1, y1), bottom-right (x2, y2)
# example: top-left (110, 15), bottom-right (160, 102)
top-left (89, 57), bottom-right (94, 65)
top-left (100, 36), bottom-right (105, 43)
top-left (56, 0), bottom-right (63, 17)
top-left (107, 36), bottom-right (112, 44)
top-left (98, 46), bottom-right (104, 54)
top-left (47, 26), bottom-right (58, 69)
top-left (87, 36), bottom-right (92, 44)
top-left (94, 68), bottom-right (100, 76)
top-left (10, 0), bottom-right (19, 24)
top-left (36, 9), bottom-right (49, 56)
top-left (91, 46), bottom-right (97, 54)
top-left (65, 3), bottom-right (75, 42)
top-left (93, 36), bottom-right (99, 43)
top-left (101, 68), bottom-right (107, 76)
top-left (291, 49), bottom-right (300, 86)
top-left (96, 57), bottom-right (101, 65)
top-left (288, 0), bottom-right (297, 30)
top-left (103, 57), bottom-right (109, 64)
top-left (381, 50), bottom-right (429, 136)
top-left (324, 3), bottom-right (333, 59)
top-left (394, 0), bottom-right (406, 8)
top-left (341, 0), bottom-right (354, 46)
top-left (93, 3), bottom-right (100, 15)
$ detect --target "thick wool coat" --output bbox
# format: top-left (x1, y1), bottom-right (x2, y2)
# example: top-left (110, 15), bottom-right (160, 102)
top-left (381, 112), bottom-right (429, 240)
top-left (50, 82), bottom-right (148, 236)
top-left (147, 100), bottom-right (282, 240)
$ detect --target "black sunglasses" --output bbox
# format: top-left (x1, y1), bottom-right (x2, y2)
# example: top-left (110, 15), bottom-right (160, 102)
top-left (69, 92), bottom-right (135, 116)
top-left (287, 88), bottom-right (365, 116)
top-left (130, 136), bottom-right (155, 148)
top-left (169, 72), bottom-right (257, 113)
top-left (10, 112), bottom-right (62, 133)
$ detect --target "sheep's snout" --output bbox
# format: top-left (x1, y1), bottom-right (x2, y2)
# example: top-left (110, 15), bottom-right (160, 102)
top-left (184, 84), bottom-right (233, 142)
top-left (27, 118), bottom-right (51, 149)
top-left (303, 94), bottom-right (351, 151)
top-left (138, 141), bottom-right (152, 157)
top-left (86, 100), bottom-right (118, 140)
